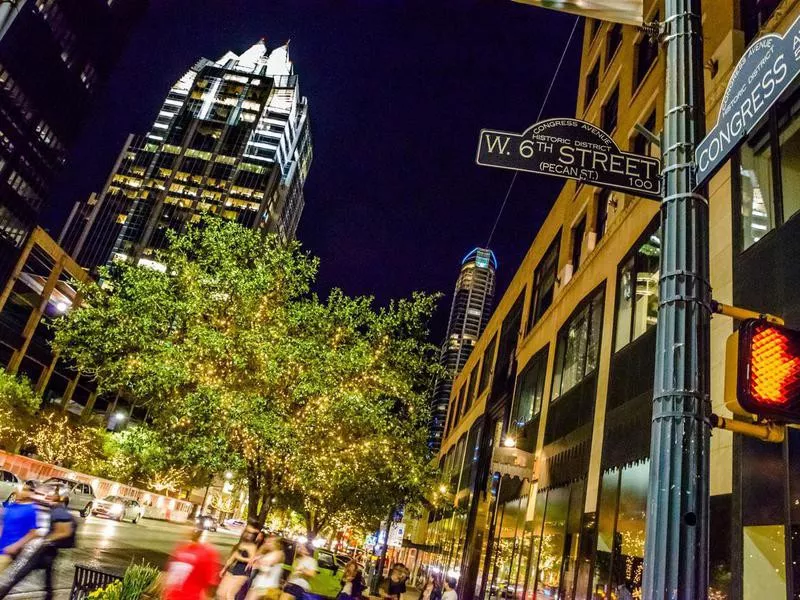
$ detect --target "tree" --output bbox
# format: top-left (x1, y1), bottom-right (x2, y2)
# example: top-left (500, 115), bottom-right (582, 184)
top-left (28, 411), bottom-right (106, 471)
top-left (0, 371), bottom-right (40, 450)
top-left (52, 216), bottom-right (439, 526)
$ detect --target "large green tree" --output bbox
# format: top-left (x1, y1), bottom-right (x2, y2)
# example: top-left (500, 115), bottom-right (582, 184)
top-left (52, 217), bottom-right (439, 526)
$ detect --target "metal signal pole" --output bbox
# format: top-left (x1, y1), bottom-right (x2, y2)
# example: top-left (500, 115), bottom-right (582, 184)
top-left (643, 0), bottom-right (710, 597)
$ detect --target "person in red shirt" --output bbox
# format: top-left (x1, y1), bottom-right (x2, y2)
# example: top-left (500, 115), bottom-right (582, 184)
top-left (163, 527), bottom-right (221, 600)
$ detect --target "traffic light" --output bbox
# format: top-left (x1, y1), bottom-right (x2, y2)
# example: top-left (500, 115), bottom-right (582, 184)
top-left (728, 319), bottom-right (800, 423)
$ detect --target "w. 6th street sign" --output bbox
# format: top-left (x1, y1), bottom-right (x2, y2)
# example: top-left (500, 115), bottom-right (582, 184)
top-left (476, 118), bottom-right (661, 199)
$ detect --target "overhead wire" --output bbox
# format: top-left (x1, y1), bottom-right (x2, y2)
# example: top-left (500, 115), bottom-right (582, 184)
top-left (485, 15), bottom-right (581, 248)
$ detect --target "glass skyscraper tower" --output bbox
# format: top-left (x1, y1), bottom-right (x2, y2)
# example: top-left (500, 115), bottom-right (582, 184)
top-left (61, 40), bottom-right (312, 269)
top-left (429, 247), bottom-right (497, 451)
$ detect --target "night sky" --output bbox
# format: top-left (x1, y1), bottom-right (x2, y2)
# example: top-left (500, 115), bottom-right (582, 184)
top-left (46, 0), bottom-right (582, 341)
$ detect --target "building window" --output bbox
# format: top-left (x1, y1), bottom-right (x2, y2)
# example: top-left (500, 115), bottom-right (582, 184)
top-left (527, 234), bottom-right (560, 332)
top-left (614, 218), bottom-right (661, 352)
top-left (736, 87), bottom-right (800, 251)
top-left (741, 0), bottom-right (781, 42)
top-left (585, 60), bottom-right (600, 109)
top-left (571, 216), bottom-right (586, 273)
top-left (633, 22), bottom-right (659, 90)
top-left (551, 286), bottom-right (605, 399)
top-left (596, 189), bottom-right (610, 242)
top-left (477, 335), bottom-right (497, 396)
top-left (632, 109), bottom-right (658, 157)
top-left (464, 367), bottom-right (478, 415)
top-left (511, 345), bottom-right (548, 429)
top-left (601, 85), bottom-right (620, 134)
top-left (606, 24), bottom-right (623, 65)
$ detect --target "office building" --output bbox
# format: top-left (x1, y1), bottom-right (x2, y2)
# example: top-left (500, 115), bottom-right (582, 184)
top-left (398, 2), bottom-right (800, 600)
top-left (430, 248), bottom-right (497, 452)
top-left (61, 40), bottom-right (312, 270)
top-left (0, 0), bottom-right (146, 270)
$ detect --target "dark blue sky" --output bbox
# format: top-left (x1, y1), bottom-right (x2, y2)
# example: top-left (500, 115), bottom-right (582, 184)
top-left (47, 0), bottom-right (582, 340)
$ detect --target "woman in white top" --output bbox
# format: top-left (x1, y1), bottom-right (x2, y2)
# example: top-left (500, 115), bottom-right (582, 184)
top-left (247, 536), bottom-right (286, 600)
top-left (280, 544), bottom-right (317, 600)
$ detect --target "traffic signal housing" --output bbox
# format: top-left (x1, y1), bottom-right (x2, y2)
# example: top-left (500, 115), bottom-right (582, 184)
top-left (727, 319), bottom-right (800, 423)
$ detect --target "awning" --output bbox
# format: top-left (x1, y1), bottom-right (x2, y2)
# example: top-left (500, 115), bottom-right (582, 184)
top-left (491, 445), bottom-right (536, 480)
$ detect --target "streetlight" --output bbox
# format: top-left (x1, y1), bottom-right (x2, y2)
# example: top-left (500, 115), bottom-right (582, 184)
top-left (224, 471), bottom-right (233, 480)
top-left (114, 411), bottom-right (126, 422)
top-left (55, 301), bottom-right (69, 313)
top-left (502, 437), bottom-right (516, 448)
top-left (439, 484), bottom-right (448, 494)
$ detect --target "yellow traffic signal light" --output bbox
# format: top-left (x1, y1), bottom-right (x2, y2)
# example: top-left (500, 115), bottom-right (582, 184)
top-left (727, 319), bottom-right (800, 423)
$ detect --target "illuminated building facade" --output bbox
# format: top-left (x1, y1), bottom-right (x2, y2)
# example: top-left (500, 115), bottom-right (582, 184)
top-left (403, 3), bottom-right (800, 600)
top-left (429, 248), bottom-right (497, 452)
top-left (0, 0), bottom-right (146, 266)
top-left (61, 40), bottom-right (312, 269)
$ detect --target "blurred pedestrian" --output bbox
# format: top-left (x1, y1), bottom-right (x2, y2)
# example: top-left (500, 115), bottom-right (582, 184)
top-left (441, 578), bottom-right (457, 600)
top-left (218, 524), bottom-right (259, 600)
top-left (246, 536), bottom-right (285, 600)
top-left (0, 483), bottom-right (42, 568)
top-left (337, 560), bottom-right (364, 600)
top-left (0, 485), bottom-right (77, 600)
top-left (418, 573), bottom-right (441, 600)
top-left (386, 563), bottom-right (408, 600)
top-left (163, 525), bottom-right (221, 600)
top-left (280, 544), bottom-right (317, 600)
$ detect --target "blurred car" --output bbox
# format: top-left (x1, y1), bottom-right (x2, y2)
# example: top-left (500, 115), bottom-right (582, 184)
top-left (0, 470), bottom-right (22, 504)
top-left (223, 518), bottom-right (246, 531)
top-left (278, 542), bottom-right (346, 600)
top-left (91, 495), bottom-right (144, 523)
top-left (34, 477), bottom-right (95, 516)
top-left (195, 514), bottom-right (218, 531)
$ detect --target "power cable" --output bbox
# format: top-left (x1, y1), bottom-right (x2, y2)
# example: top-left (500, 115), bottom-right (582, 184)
top-left (485, 15), bottom-right (581, 248)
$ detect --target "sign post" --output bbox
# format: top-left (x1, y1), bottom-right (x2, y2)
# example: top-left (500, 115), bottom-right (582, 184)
top-left (476, 118), bottom-right (661, 198)
top-left (643, 0), bottom-right (711, 597)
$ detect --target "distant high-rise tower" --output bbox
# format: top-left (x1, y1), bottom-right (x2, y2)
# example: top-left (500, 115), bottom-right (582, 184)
top-left (0, 0), bottom-right (146, 260)
top-left (429, 247), bottom-right (497, 451)
top-left (61, 40), bottom-right (312, 270)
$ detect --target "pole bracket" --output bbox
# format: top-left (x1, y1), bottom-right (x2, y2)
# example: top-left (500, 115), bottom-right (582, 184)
top-left (710, 413), bottom-right (785, 443)
top-left (711, 300), bottom-right (785, 325)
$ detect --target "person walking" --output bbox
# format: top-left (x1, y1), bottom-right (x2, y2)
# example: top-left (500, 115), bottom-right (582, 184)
top-left (246, 536), bottom-right (285, 600)
top-left (280, 544), bottom-right (317, 600)
top-left (386, 563), bottom-right (408, 600)
top-left (0, 485), bottom-right (77, 600)
top-left (441, 578), bottom-right (457, 600)
top-left (217, 525), bottom-right (260, 600)
top-left (0, 483), bottom-right (43, 567)
top-left (337, 560), bottom-right (365, 600)
top-left (418, 574), bottom-right (441, 600)
top-left (163, 525), bottom-right (221, 600)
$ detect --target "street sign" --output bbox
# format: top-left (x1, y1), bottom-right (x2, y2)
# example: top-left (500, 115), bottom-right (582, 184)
top-left (513, 0), bottom-right (643, 26)
top-left (387, 522), bottom-right (405, 548)
top-left (476, 118), bottom-right (661, 199)
top-left (695, 14), bottom-right (800, 186)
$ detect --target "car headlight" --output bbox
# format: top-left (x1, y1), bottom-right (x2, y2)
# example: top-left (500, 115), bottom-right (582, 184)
top-left (110, 504), bottom-right (124, 515)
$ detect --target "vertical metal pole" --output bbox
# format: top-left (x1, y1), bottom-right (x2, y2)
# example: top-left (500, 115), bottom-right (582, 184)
top-left (643, 0), bottom-right (710, 598)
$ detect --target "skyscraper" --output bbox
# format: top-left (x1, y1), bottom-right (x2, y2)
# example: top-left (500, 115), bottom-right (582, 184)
top-left (0, 0), bottom-right (147, 263)
top-left (61, 40), bottom-right (312, 270)
top-left (429, 247), bottom-right (496, 451)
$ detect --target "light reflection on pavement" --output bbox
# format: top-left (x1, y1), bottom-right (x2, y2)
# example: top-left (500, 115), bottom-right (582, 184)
top-left (7, 515), bottom-right (238, 599)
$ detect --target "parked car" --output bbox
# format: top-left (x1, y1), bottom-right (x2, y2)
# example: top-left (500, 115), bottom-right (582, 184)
top-left (195, 514), bottom-right (218, 531)
top-left (35, 477), bottom-right (95, 517)
top-left (91, 495), bottom-right (144, 523)
top-left (0, 470), bottom-right (22, 504)
top-left (223, 518), bottom-right (246, 531)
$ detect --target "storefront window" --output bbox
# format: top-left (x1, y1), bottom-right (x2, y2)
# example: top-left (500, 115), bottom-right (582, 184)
top-left (609, 462), bottom-right (647, 597)
top-left (525, 491), bottom-right (547, 600)
top-left (528, 235), bottom-right (560, 332)
top-left (552, 287), bottom-right (604, 399)
top-left (593, 469), bottom-right (620, 597)
top-left (614, 221), bottom-right (660, 352)
top-left (537, 487), bottom-right (569, 598)
top-left (779, 115), bottom-right (800, 222)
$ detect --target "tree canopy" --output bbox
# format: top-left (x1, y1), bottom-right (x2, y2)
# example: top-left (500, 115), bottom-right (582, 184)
top-left (52, 216), bottom-right (440, 530)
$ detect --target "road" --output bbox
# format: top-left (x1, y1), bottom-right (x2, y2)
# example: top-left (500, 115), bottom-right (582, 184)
top-left (7, 515), bottom-right (239, 599)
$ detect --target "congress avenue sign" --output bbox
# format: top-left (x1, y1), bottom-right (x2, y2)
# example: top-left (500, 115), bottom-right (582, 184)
top-left (696, 14), bottom-right (800, 185)
top-left (476, 118), bottom-right (661, 199)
